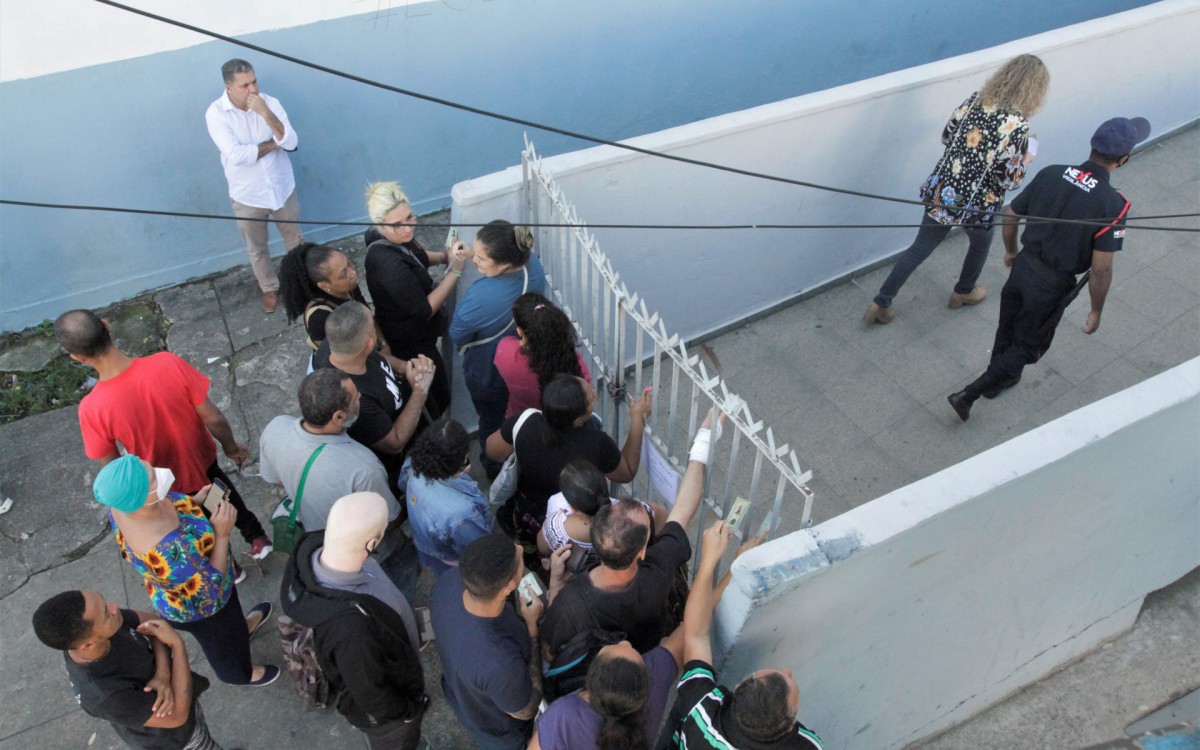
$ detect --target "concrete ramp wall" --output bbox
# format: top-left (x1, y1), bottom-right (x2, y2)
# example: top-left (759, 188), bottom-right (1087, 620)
top-left (709, 358), bottom-right (1200, 750)
top-left (451, 0), bottom-right (1200, 346)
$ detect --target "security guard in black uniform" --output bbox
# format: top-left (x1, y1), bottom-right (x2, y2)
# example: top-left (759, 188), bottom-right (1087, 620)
top-left (948, 116), bottom-right (1151, 421)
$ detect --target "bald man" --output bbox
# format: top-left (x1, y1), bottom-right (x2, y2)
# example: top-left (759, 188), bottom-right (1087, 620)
top-left (312, 301), bottom-right (434, 488)
top-left (55, 308), bottom-right (271, 560)
top-left (281, 493), bottom-right (427, 750)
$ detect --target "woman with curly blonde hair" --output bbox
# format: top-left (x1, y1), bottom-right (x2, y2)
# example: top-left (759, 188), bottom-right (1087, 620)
top-left (864, 54), bottom-right (1049, 324)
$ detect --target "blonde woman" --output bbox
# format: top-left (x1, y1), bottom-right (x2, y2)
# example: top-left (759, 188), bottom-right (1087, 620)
top-left (363, 181), bottom-right (470, 417)
top-left (864, 54), bottom-right (1049, 324)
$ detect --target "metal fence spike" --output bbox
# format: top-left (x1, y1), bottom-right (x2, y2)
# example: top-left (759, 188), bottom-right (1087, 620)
top-left (519, 149), bottom-right (815, 527)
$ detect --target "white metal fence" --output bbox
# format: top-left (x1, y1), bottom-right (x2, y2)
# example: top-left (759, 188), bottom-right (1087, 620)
top-left (521, 136), bottom-right (814, 556)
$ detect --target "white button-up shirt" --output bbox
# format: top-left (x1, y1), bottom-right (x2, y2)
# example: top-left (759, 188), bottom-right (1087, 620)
top-left (205, 90), bottom-right (298, 210)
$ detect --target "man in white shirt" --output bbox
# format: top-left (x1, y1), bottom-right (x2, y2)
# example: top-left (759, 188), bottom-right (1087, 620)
top-left (205, 58), bottom-right (303, 313)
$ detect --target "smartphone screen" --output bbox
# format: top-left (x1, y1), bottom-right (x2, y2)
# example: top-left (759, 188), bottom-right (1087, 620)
top-left (205, 478), bottom-right (230, 507)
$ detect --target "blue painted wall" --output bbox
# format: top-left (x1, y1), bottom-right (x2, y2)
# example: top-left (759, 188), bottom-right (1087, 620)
top-left (0, 0), bottom-right (1153, 330)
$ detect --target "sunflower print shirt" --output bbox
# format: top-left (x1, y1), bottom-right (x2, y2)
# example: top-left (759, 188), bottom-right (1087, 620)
top-left (113, 493), bottom-right (233, 622)
top-left (920, 92), bottom-right (1032, 227)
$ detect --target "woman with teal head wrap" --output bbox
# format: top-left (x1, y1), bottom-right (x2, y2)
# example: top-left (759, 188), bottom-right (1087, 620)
top-left (96, 454), bottom-right (277, 686)
top-left (93, 455), bottom-right (152, 513)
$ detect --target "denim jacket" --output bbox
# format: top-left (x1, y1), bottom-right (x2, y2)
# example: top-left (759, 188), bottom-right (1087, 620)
top-left (401, 457), bottom-right (493, 575)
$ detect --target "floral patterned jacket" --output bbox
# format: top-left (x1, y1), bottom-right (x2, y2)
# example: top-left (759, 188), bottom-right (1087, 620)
top-left (113, 493), bottom-right (233, 622)
top-left (920, 92), bottom-right (1032, 226)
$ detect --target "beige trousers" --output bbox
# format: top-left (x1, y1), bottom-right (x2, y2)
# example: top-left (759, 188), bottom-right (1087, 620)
top-left (231, 190), bottom-right (303, 292)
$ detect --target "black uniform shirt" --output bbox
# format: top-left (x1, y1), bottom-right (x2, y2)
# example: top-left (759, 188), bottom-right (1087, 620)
top-left (1011, 160), bottom-right (1131, 275)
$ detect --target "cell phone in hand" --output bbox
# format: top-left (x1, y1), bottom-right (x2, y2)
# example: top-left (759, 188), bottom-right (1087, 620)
top-left (204, 478), bottom-right (230, 508)
top-left (445, 227), bottom-right (458, 249)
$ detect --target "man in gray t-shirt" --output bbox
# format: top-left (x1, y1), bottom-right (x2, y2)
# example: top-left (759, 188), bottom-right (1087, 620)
top-left (260, 369), bottom-right (401, 531)
top-left (262, 369), bottom-right (417, 598)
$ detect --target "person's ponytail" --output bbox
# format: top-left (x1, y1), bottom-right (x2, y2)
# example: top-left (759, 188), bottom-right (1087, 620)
top-left (587, 654), bottom-right (649, 750)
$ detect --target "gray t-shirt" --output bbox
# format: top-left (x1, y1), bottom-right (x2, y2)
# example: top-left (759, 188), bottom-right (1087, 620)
top-left (259, 416), bottom-right (400, 531)
top-left (312, 550), bottom-right (421, 655)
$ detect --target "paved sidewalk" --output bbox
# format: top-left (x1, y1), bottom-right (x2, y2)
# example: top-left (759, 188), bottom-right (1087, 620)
top-left (0, 126), bottom-right (1195, 750)
top-left (699, 124), bottom-right (1198, 538)
top-left (0, 218), bottom-right (475, 750)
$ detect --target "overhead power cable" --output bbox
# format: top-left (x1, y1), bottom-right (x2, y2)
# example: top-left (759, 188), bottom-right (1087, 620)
top-left (2, 199), bottom-right (1196, 233)
top-left (90, 0), bottom-right (1167, 229)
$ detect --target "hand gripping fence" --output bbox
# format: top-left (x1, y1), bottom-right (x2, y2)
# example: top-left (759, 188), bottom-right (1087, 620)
top-left (520, 136), bottom-right (815, 569)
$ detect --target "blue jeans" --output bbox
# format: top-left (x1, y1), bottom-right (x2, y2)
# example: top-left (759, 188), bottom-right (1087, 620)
top-left (377, 525), bottom-right (420, 604)
top-left (874, 212), bottom-right (994, 308)
top-left (467, 383), bottom-right (509, 479)
top-left (465, 725), bottom-right (531, 750)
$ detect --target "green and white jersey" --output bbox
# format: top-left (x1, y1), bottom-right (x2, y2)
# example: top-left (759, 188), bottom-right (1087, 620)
top-left (666, 660), bottom-right (823, 750)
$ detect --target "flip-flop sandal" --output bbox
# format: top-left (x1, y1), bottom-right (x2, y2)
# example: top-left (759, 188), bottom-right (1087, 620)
top-left (246, 601), bottom-right (273, 640)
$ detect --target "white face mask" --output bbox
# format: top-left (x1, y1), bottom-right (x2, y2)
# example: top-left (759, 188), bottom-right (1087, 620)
top-left (152, 467), bottom-right (175, 502)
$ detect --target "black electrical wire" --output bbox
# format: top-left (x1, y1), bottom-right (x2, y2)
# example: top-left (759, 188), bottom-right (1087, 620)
top-left (90, 0), bottom-right (1182, 230)
top-left (2, 198), bottom-right (1197, 233)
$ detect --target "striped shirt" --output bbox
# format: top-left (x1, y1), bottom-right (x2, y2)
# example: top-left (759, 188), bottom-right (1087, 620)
top-left (666, 660), bottom-right (823, 750)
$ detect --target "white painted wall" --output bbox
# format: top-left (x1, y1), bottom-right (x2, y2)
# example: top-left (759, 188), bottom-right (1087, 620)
top-left (451, 0), bottom-right (1200, 348)
top-left (710, 358), bottom-right (1200, 750)
top-left (0, 0), bottom-right (432, 81)
top-left (0, 0), bottom-right (1159, 332)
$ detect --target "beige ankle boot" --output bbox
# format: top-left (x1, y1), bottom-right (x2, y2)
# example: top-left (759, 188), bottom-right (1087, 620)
top-left (862, 302), bottom-right (895, 324)
top-left (948, 286), bottom-right (987, 308)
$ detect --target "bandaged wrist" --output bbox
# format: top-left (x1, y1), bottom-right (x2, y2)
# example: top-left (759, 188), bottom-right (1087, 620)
top-left (689, 428), bottom-right (715, 464)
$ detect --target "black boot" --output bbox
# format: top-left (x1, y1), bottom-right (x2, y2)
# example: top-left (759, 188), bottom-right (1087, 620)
top-left (948, 373), bottom-right (998, 422)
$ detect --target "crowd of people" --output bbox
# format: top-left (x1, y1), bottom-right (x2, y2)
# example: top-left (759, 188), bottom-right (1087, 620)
top-left (31, 57), bottom-right (820, 750)
top-left (30, 48), bottom-right (1152, 750)
top-left (36, 284), bottom-right (818, 749)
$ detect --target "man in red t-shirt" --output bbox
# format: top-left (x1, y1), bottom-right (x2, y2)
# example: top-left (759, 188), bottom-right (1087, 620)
top-left (55, 309), bottom-right (271, 558)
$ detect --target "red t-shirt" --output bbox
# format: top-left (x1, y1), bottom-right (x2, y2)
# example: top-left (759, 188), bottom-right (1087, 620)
top-left (493, 336), bottom-right (591, 418)
top-left (78, 353), bottom-right (215, 492)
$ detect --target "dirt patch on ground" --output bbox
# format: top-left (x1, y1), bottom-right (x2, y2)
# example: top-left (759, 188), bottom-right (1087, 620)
top-left (0, 297), bottom-right (169, 424)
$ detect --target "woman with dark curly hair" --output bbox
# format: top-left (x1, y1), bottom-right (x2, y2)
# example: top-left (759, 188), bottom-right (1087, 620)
top-left (864, 54), bottom-right (1049, 324)
top-left (529, 633), bottom-right (683, 750)
top-left (494, 293), bottom-right (591, 419)
top-left (400, 417), bottom-right (491, 574)
top-left (279, 242), bottom-right (368, 352)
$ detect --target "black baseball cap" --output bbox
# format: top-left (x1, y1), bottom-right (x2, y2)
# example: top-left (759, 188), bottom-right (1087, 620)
top-left (1091, 117), bottom-right (1151, 156)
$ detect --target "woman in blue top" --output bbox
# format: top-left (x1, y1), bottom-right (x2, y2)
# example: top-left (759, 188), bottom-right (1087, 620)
top-left (401, 417), bottom-right (492, 575)
top-left (450, 220), bottom-right (546, 476)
